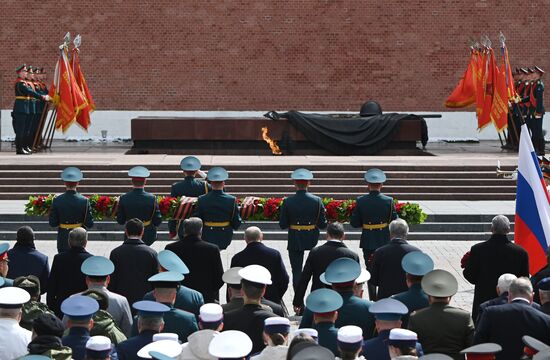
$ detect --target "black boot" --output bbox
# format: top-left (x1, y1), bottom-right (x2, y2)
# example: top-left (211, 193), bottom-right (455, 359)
top-left (15, 136), bottom-right (29, 155)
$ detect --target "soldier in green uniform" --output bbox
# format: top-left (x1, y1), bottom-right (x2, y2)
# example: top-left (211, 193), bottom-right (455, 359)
top-left (131, 272), bottom-right (199, 342)
top-left (12, 65), bottom-right (47, 155)
top-left (350, 168), bottom-right (398, 300)
top-left (192, 167), bottom-right (241, 250)
top-left (279, 168), bottom-right (327, 291)
top-left (30, 67), bottom-right (48, 151)
top-left (14, 275), bottom-right (53, 330)
top-left (49, 167), bottom-right (94, 253)
top-left (304, 288), bottom-right (343, 355)
top-left (534, 66), bottom-right (545, 155)
top-left (0, 242), bottom-right (13, 287)
top-left (24, 66), bottom-right (39, 154)
top-left (82, 289), bottom-right (127, 345)
top-left (116, 166), bottom-right (162, 246)
top-left (169, 156), bottom-right (211, 239)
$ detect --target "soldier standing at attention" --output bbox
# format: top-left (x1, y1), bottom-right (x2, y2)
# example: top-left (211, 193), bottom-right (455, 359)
top-left (192, 167), bottom-right (241, 250)
top-left (350, 168), bottom-right (397, 300)
top-left (117, 166), bottom-right (162, 246)
top-left (534, 66), bottom-right (545, 155)
top-left (279, 168), bottom-right (327, 291)
top-left (169, 156), bottom-right (211, 239)
top-left (49, 167), bottom-right (94, 253)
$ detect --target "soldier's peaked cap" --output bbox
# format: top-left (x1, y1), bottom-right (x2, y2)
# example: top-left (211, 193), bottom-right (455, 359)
top-left (364, 168), bottom-right (387, 183)
top-left (402, 251), bottom-right (434, 276)
top-left (61, 167), bottom-right (83, 182)
top-left (128, 166), bottom-right (150, 178)
top-left (81, 256), bottom-right (115, 277)
top-left (180, 156), bottom-right (201, 171)
top-left (158, 250), bottom-right (189, 274)
top-left (291, 168), bottom-right (314, 180)
top-left (206, 167), bottom-right (229, 181)
top-left (321, 257), bottom-right (361, 284)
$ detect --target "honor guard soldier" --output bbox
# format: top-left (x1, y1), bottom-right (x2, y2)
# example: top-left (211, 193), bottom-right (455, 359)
top-left (0, 287), bottom-right (32, 359)
top-left (460, 343), bottom-right (502, 360)
top-left (49, 167), bottom-right (94, 253)
top-left (279, 168), bottom-right (327, 290)
top-left (25, 67), bottom-right (39, 154)
top-left (350, 168), bottom-right (398, 300)
top-left (31, 67), bottom-right (48, 151)
top-left (304, 288), bottom-right (343, 355)
top-left (169, 156), bottom-right (211, 239)
top-left (61, 295), bottom-right (101, 360)
top-left (533, 66), bottom-right (545, 155)
top-left (300, 258), bottom-right (375, 340)
top-left (522, 336), bottom-right (550, 359)
top-left (208, 330), bottom-right (253, 360)
top-left (12, 64), bottom-right (47, 155)
top-left (116, 166), bottom-right (162, 246)
top-left (117, 301), bottom-right (170, 360)
top-left (0, 242), bottom-right (13, 287)
top-left (193, 167), bottom-right (242, 250)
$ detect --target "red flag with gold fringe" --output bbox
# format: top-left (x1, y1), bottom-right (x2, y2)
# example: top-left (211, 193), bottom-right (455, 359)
top-left (71, 48), bottom-right (94, 131)
top-left (445, 52), bottom-right (477, 108)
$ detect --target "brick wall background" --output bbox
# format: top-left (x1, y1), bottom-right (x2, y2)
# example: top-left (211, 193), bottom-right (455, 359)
top-left (1, 0), bottom-right (549, 112)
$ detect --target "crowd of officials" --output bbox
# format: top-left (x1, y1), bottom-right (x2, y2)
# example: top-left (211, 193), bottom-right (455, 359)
top-left (1, 156), bottom-right (550, 360)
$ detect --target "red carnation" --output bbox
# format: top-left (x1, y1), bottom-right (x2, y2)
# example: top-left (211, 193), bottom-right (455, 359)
top-left (460, 251), bottom-right (471, 269)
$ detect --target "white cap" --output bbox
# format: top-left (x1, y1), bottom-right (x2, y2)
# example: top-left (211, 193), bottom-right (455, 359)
top-left (238, 265), bottom-right (272, 285)
top-left (153, 333), bottom-right (179, 342)
top-left (86, 336), bottom-right (111, 351)
top-left (355, 268), bottom-right (371, 284)
top-left (389, 328), bottom-right (418, 341)
top-left (208, 330), bottom-right (253, 358)
top-left (264, 317), bottom-right (291, 334)
top-left (200, 303), bottom-right (223, 323)
top-left (137, 339), bottom-right (183, 359)
top-left (222, 267), bottom-right (243, 285)
top-left (265, 317), bottom-right (290, 327)
top-left (293, 328), bottom-right (318, 339)
top-left (0, 287), bottom-right (31, 307)
top-left (337, 326), bottom-right (363, 344)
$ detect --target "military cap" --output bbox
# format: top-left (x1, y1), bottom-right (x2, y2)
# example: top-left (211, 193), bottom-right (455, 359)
top-left (128, 166), bottom-right (150, 178)
top-left (148, 271), bottom-right (184, 288)
top-left (61, 167), bottom-right (83, 182)
top-left (14, 275), bottom-right (41, 296)
top-left (238, 264), bottom-right (272, 285)
top-left (337, 325), bottom-right (363, 350)
top-left (293, 328), bottom-right (318, 340)
top-left (419, 355), bottom-right (453, 360)
top-left (421, 269), bottom-right (458, 297)
top-left (86, 335), bottom-right (112, 359)
top-left (27, 67), bottom-right (35, 73)
top-left (133, 300), bottom-right (170, 319)
top-left (208, 330), bottom-right (253, 358)
top-left (292, 344), bottom-right (335, 360)
top-left (222, 267), bottom-right (243, 285)
top-left (35, 68), bottom-right (42, 74)
top-left (0, 242), bottom-right (9, 261)
top-left (81, 256), bottom-right (115, 277)
top-left (158, 250), bottom-right (189, 274)
top-left (206, 166), bottom-right (229, 182)
top-left (320, 258), bottom-right (361, 285)
top-left (538, 277), bottom-right (550, 291)
top-left (149, 352), bottom-right (177, 360)
top-left (369, 298), bottom-right (408, 321)
top-left (180, 156), bottom-right (202, 171)
top-left (305, 288), bottom-right (343, 313)
top-left (388, 328), bottom-right (418, 348)
top-left (364, 168), bottom-right (387, 183)
top-left (535, 348), bottom-right (550, 360)
top-left (529, 68), bottom-right (536, 74)
top-left (355, 268), bottom-right (371, 284)
top-left (153, 333), bottom-right (179, 342)
top-left (535, 66), bottom-right (545, 75)
top-left (15, 64), bottom-right (27, 73)
top-left (82, 289), bottom-right (109, 310)
top-left (460, 343), bottom-right (502, 358)
top-left (0, 287), bottom-right (31, 308)
top-left (33, 313), bottom-right (65, 337)
top-left (291, 168), bottom-right (314, 181)
top-left (521, 68), bottom-right (530, 74)
top-left (523, 335), bottom-right (550, 356)
top-left (402, 251), bottom-right (434, 276)
top-left (200, 303), bottom-right (223, 323)
top-left (20, 356), bottom-right (51, 360)
top-left (264, 317), bottom-right (291, 334)
top-left (61, 295), bottom-right (99, 320)
top-left (138, 339), bottom-right (183, 359)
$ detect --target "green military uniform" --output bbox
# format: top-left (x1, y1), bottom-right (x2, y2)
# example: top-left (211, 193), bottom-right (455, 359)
top-left (533, 66), bottom-right (545, 154)
top-left (12, 65), bottom-right (43, 154)
top-left (48, 168), bottom-right (94, 253)
top-left (20, 301), bottom-right (54, 331)
top-left (29, 68), bottom-right (48, 151)
top-left (169, 156), bottom-right (212, 238)
top-left (302, 288), bottom-right (342, 356)
top-left (90, 309), bottom-right (127, 345)
top-left (192, 167), bottom-right (241, 250)
top-left (315, 322), bottom-right (339, 356)
top-left (116, 166), bottom-right (162, 246)
top-left (25, 67), bottom-right (39, 153)
top-left (279, 169), bottom-right (327, 289)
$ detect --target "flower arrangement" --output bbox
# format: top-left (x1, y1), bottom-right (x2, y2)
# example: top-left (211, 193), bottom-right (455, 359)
top-left (25, 195), bottom-right (427, 225)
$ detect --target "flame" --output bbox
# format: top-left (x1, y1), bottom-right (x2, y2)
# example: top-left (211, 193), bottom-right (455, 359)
top-left (261, 126), bottom-right (282, 155)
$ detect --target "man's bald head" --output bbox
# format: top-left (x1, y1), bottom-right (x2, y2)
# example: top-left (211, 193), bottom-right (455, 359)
top-left (244, 226), bottom-right (263, 244)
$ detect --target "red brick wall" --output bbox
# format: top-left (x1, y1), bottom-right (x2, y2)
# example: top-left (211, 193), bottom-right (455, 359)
top-left (1, 1), bottom-right (548, 112)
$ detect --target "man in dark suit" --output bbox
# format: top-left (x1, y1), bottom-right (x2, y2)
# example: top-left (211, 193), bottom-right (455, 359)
top-left (49, 167), bottom-right (94, 253)
top-left (408, 270), bottom-right (474, 360)
top-left (7, 226), bottom-right (49, 293)
top-left (350, 168), bottom-right (398, 300)
top-left (109, 219), bottom-right (158, 308)
top-left (165, 217), bottom-right (224, 303)
top-left (463, 215), bottom-right (529, 321)
top-left (279, 168), bottom-right (327, 290)
top-left (293, 221), bottom-right (359, 314)
top-left (116, 166), bottom-right (162, 246)
top-left (476, 273), bottom-right (518, 325)
top-left (230, 226), bottom-right (289, 305)
top-left (475, 277), bottom-right (550, 360)
top-left (370, 219), bottom-right (420, 300)
top-left (47, 227), bottom-right (93, 318)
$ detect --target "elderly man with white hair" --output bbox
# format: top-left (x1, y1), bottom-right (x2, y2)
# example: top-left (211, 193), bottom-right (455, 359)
top-left (369, 218), bottom-right (420, 300)
top-left (463, 215), bottom-right (529, 321)
top-left (475, 273), bottom-right (516, 325)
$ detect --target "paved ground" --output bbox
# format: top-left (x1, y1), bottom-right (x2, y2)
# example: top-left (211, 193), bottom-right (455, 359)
top-left (7, 238), bottom-right (477, 313)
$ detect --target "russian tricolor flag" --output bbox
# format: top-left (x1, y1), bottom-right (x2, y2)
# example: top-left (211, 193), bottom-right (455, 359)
top-left (515, 124), bottom-right (550, 274)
